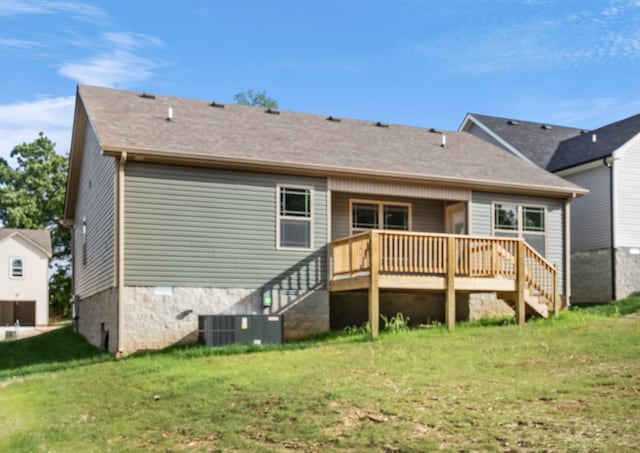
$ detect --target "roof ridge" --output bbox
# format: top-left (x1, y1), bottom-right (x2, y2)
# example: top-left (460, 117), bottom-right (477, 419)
top-left (468, 112), bottom-right (585, 131)
top-left (78, 84), bottom-right (452, 134)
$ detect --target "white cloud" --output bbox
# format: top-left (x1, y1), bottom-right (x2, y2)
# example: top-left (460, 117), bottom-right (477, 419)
top-left (0, 0), bottom-right (107, 22)
top-left (0, 38), bottom-right (44, 48)
top-left (413, 2), bottom-right (640, 75)
top-left (58, 31), bottom-right (166, 88)
top-left (58, 50), bottom-right (160, 88)
top-left (0, 96), bottom-right (74, 163)
top-left (103, 32), bottom-right (164, 50)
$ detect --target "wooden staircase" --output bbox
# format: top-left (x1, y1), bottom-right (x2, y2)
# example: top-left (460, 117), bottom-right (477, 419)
top-left (497, 241), bottom-right (559, 319)
top-left (500, 288), bottom-right (550, 319)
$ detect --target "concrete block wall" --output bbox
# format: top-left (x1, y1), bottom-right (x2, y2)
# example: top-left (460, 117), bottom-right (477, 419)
top-left (571, 249), bottom-right (613, 303)
top-left (118, 286), bottom-right (329, 354)
top-left (77, 287), bottom-right (118, 353)
top-left (280, 290), bottom-right (329, 341)
top-left (616, 247), bottom-right (640, 300)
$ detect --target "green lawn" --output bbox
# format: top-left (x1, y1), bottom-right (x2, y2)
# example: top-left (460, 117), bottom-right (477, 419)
top-left (1, 297), bottom-right (639, 452)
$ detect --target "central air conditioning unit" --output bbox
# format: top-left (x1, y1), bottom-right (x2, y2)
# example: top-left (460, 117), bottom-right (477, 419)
top-left (198, 315), bottom-right (283, 347)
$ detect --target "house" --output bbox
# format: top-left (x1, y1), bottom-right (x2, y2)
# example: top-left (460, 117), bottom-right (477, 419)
top-left (0, 228), bottom-right (52, 326)
top-left (63, 85), bottom-right (586, 355)
top-left (459, 114), bottom-right (585, 169)
top-left (460, 113), bottom-right (640, 302)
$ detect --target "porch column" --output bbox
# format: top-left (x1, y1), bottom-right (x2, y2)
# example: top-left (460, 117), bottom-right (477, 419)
top-left (369, 231), bottom-right (380, 338)
top-left (446, 236), bottom-right (456, 330)
top-left (516, 240), bottom-right (526, 325)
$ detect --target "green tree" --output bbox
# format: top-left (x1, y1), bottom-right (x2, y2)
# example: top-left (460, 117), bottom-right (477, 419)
top-left (233, 89), bottom-right (279, 109)
top-left (0, 132), bottom-right (71, 317)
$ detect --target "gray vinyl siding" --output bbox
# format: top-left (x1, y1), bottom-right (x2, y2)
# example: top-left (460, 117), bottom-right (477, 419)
top-left (73, 124), bottom-right (117, 297)
top-left (331, 192), bottom-right (445, 240)
top-left (615, 134), bottom-right (640, 247)
top-left (564, 165), bottom-right (611, 252)
top-left (124, 162), bottom-right (327, 289)
top-left (471, 192), bottom-right (565, 294)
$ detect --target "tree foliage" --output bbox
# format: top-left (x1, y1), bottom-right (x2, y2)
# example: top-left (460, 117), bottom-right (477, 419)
top-left (0, 132), bottom-right (71, 316)
top-left (233, 89), bottom-right (279, 109)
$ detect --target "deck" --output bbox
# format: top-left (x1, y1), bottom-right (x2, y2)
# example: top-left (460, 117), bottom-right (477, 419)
top-left (330, 231), bottom-right (559, 337)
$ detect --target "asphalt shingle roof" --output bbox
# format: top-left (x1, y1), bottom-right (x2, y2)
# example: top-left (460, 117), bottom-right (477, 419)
top-left (464, 113), bottom-right (585, 169)
top-left (0, 228), bottom-right (52, 255)
top-left (548, 113), bottom-right (640, 172)
top-left (76, 85), bottom-right (584, 197)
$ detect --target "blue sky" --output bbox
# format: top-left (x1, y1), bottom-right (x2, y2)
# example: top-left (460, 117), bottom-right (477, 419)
top-left (1, 0), bottom-right (639, 162)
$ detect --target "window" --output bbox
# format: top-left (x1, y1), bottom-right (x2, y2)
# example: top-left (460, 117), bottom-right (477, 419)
top-left (82, 216), bottom-right (87, 266)
top-left (493, 203), bottom-right (546, 255)
top-left (277, 185), bottom-right (312, 249)
top-left (494, 204), bottom-right (518, 230)
top-left (494, 204), bottom-right (545, 234)
top-left (10, 257), bottom-right (24, 278)
top-left (523, 207), bottom-right (545, 232)
top-left (351, 200), bottom-right (411, 234)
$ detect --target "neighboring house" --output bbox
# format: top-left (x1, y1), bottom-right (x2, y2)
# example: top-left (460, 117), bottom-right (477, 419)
top-left (0, 228), bottom-right (52, 326)
top-left (459, 113), bottom-right (585, 169)
top-left (460, 113), bottom-right (640, 302)
top-left (63, 85), bottom-right (586, 355)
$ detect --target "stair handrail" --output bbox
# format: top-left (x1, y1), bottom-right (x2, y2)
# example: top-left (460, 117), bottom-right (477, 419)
top-left (521, 241), bottom-right (557, 309)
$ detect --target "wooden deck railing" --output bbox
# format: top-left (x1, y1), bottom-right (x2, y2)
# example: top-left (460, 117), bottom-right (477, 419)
top-left (331, 231), bottom-right (371, 278)
top-left (524, 245), bottom-right (558, 312)
top-left (331, 230), bottom-right (558, 309)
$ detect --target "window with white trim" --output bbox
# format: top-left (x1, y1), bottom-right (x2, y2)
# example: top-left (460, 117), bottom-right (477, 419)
top-left (277, 185), bottom-right (313, 249)
top-left (350, 200), bottom-right (411, 235)
top-left (10, 257), bottom-right (24, 278)
top-left (493, 203), bottom-right (546, 255)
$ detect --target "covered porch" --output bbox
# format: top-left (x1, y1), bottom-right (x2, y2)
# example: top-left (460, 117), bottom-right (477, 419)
top-left (330, 230), bottom-right (559, 337)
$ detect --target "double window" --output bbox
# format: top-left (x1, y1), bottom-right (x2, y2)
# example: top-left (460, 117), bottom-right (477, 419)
top-left (494, 204), bottom-right (545, 232)
top-left (350, 200), bottom-right (411, 235)
top-left (277, 185), bottom-right (313, 250)
top-left (10, 257), bottom-right (24, 278)
top-left (494, 203), bottom-right (546, 254)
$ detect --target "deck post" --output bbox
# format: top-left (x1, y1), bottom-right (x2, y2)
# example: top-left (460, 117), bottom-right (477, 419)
top-left (553, 263), bottom-right (559, 316)
top-left (516, 240), bottom-right (526, 325)
top-left (369, 231), bottom-right (380, 338)
top-left (446, 236), bottom-right (456, 330)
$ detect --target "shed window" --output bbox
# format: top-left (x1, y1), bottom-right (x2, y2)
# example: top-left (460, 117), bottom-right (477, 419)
top-left (10, 257), bottom-right (24, 278)
top-left (277, 185), bottom-right (312, 249)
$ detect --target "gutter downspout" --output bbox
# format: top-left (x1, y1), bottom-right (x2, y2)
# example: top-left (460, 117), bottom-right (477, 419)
top-left (116, 151), bottom-right (127, 358)
top-left (564, 198), bottom-right (572, 307)
top-left (603, 157), bottom-right (616, 300)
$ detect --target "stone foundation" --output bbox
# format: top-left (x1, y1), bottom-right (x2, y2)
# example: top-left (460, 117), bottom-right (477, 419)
top-left (120, 286), bottom-right (329, 354)
top-left (616, 247), bottom-right (640, 299)
top-left (571, 249), bottom-right (613, 303)
top-left (279, 291), bottom-right (329, 340)
top-left (77, 287), bottom-right (119, 353)
top-left (468, 293), bottom-right (515, 320)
